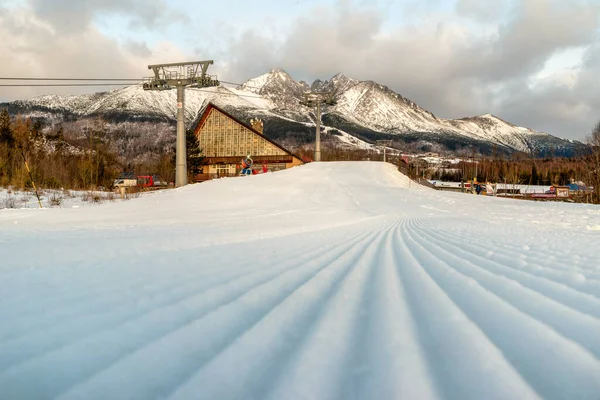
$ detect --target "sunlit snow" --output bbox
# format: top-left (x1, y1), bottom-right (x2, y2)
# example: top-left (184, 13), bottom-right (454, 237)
top-left (1, 162), bottom-right (600, 400)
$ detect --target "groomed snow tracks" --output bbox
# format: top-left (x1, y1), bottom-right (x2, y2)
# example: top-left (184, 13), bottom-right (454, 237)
top-left (1, 162), bottom-right (599, 400)
top-left (2, 216), bottom-right (599, 399)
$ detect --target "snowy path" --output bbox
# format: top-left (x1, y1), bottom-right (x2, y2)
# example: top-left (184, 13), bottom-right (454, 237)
top-left (1, 162), bottom-right (599, 400)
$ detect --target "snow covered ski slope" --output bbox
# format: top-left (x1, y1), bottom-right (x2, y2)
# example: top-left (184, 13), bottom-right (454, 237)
top-left (1, 162), bottom-right (600, 400)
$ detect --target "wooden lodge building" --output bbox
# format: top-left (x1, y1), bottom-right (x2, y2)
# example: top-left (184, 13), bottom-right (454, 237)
top-left (192, 103), bottom-right (303, 181)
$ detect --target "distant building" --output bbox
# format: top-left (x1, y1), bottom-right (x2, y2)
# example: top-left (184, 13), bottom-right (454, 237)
top-left (555, 186), bottom-right (570, 198)
top-left (192, 103), bottom-right (303, 181)
top-left (113, 172), bottom-right (137, 188)
top-left (567, 183), bottom-right (590, 193)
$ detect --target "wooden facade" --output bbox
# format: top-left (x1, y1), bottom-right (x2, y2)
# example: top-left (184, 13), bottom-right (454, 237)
top-left (193, 103), bottom-right (303, 181)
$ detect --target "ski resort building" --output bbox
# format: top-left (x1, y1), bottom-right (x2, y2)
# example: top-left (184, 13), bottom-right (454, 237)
top-left (192, 103), bottom-right (303, 181)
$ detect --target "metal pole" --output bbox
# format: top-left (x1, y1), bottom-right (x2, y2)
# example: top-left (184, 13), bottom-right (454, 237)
top-left (315, 101), bottom-right (321, 162)
top-left (383, 146), bottom-right (387, 163)
top-left (175, 84), bottom-right (187, 187)
top-left (144, 60), bottom-right (217, 187)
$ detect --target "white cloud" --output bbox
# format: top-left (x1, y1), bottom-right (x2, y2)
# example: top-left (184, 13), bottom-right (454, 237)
top-left (455, 0), bottom-right (509, 21)
top-left (220, 0), bottom-right (600, 139)
top-left (1, 0), bottom-right (599, 139)
top-left (0, 5), bottom-right (188, 101)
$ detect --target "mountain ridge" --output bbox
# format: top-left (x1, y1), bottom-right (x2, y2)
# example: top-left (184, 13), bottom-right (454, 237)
top-left (0, 68), bottom-right (584, 157)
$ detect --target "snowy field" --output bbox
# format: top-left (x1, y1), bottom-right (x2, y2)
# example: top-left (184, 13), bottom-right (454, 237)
top-left (1, 162), bottom-right (600, 400)
top-left (0, 188), bottom-right (144, 210)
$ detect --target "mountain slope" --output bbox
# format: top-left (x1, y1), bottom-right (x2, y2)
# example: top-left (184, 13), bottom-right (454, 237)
top-left (1, 69), bottom-right (584, 156)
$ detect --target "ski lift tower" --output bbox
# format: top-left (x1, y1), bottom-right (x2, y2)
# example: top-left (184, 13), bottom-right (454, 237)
top-left (143, 60), bottom-right (219, 187)
top-left (376, 140), bottom-right (393, 163)
top-left (300, 91), bottom-right (337, 162)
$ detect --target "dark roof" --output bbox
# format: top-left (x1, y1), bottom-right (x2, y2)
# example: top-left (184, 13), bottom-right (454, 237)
top-left (192, 102), bottom-right (303, 163)
top-left (118, 172), bottom-right (136, 179)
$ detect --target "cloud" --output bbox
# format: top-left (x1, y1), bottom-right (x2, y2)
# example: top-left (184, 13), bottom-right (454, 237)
top-left (27, 0), bottom-right (188, 33)
top-left (1, 0), bottom-right (598, 140)
top-left (452, 0), bottom-right (599, 82)
top-left (125, 40), bottom-right (153, 58)
top-left (455, 0), bottom-right (509, 21)
top-left (221, 0), bottom-right (599, 139)
top-left (0, 5), bottom-right (187, 101)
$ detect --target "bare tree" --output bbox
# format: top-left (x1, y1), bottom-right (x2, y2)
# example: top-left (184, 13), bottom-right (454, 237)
top-left (585, 121), bottom-right (600, 203)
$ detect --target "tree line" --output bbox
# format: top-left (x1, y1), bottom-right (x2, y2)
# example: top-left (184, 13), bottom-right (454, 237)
top-left (426, 121), bottom-right (600, 203)
top-left (430, 156), bottom-right (589, 186)
top-left (0, 109), bottom-right (204, 190)
top-left (0, 109), bottom-right (116, 189)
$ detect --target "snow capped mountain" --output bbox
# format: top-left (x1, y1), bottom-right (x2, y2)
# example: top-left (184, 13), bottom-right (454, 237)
top-left (311, 73), bottom-right (359, 93)
top-left (239, 68), bottom-right (309, 113)
top-left (445, 114), bottom-right (543, 152)
top-left (1, 69), bottom-right (583, 156)
top-left (8, 84), bottom-right (281, 125)
top-left (330, 80), bottom-right (439, 133)
top-left (235, 70), bottom-right (580, 154)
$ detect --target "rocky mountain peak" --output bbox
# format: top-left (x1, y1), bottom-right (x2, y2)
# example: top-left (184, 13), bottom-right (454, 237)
top-left (472, 113), bottom-right (519, 128)
top-left (311, 73), bottom-right (359, 94)
top-left (268, 67), bottom-right (287, 74)
top-left (310, 79), bottom-right (325, 92)
top-left (238, 68), bottom-right (308, 111)
top-left (240, 68), bottom-right (302, 93)
top-left (1, 68), bottom-right (582, 156)
top-left (330, 73), bottom-right (357, 86)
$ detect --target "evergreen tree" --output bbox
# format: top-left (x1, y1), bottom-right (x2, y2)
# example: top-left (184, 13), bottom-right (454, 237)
top-left (0, 109), bottom-right (16, 185)
top-left (0, 108), bottom-right (14, 148)
top-left (186, 129), bottom-right (204, 180)
top-left (498, 161), bottom-right (506, 182)
top-left (31, 119), bottom-right (44, 141)
top-left (55, 126), bottom-right (66, 153)
top-left (531, 163), bottom-right (539, 185)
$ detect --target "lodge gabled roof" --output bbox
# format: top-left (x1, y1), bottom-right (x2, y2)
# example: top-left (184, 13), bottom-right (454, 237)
top-left (192, 102), bottom-right (303, 162)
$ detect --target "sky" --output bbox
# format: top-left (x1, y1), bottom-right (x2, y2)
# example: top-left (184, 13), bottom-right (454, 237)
top-left (0, 0), bottom-right (599, 140)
